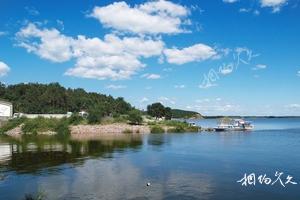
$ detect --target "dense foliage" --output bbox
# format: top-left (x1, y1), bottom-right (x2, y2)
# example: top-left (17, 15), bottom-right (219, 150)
top-left (171, 109), bottom-right (202, 119)
top-left (147, 103), bottom-right (201, 119)
top-left (147, 102), bottom-right (172, 119)
top-left (0, 82), bottom-right (132, 115)
top-left (127, 110), bottom-right (143, 125)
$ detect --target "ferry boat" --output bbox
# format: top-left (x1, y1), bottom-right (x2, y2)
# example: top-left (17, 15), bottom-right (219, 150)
top-left (214, 118), bottom-right (253, 131)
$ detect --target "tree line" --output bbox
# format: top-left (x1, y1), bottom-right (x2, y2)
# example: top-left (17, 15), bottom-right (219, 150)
top-left (0, 82), bottom-right (132, 115)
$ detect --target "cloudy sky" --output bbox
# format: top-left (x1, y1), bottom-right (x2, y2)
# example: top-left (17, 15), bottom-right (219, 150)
top-left (0, 0), bottom-right (300, 116)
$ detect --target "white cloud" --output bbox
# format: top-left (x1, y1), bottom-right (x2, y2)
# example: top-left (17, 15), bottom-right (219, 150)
top-left (0, 61), bottom-right (10, 77)
top-left (140, 97), bottom-right (149, 103)
top-left (297, 70), bottom-right (300, 77)
top-left (239, 8), bottom-right (251, 12)
top-left (90, 1), bottom-right (189, 35)
top-left (25, 6), bottom-right (40, 16)
top-left (252, 64), bottom-right (267, 70)
top-left (105, 84), bottom-right (127, 89)
top-left (16, 23), bottom-right (74, 62)
top-left (174, 84), bottom-right (185, 89)
top-left (164, 43), bottom-right (217, 65)
top-left (253, 10), bottom-right (260, 15)
top-left (192, 98), bottom-right (241, 115)
top-left (220, 68), bottom-right (233, 75)
top-left (141, 73), bottom-right (161, 79)
top-left (198, 82), bottom-right (218, 89)
top-left (223, 0), bottom-right (239, 3)
top-left (286, 104), bottom-right (300, 109)
top-left (158, 96), bottom-right (176, 105)
top-left (0, 31), bottom-right (8, 36)
top-left (16, 23), bottom-right (164, 80)
top-left (260, 0), bottom-right (288, 12)
top-left (163, 67), bottom-right (173, 72)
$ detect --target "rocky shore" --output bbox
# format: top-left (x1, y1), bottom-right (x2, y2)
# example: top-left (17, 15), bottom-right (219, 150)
top-left (70, 123), bottom-right (151, 135)
top-left (2, 123), bottom-right (152, 137)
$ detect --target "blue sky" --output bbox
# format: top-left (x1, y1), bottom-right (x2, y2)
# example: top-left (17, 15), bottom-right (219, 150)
top-left (0, 0), bottom-right (300, 116)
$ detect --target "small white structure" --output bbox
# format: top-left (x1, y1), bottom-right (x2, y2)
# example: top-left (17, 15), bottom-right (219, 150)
top-left (0, 100), bottom-right (13, 119)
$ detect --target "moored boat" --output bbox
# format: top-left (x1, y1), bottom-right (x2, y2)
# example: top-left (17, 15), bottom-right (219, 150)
top-left (214, 118), bottom-right (253, 131)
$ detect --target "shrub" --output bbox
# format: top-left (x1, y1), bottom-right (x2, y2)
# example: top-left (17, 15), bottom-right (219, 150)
top-left (22, 117), bottom-right (70, 135)
top-left (122, 128), bottom-right (133, 134)
top-left (68, 114), bottom-right (84, 125)
top-left (113, 115), bottom-right (128, 123)
top-left (150, 126), bottom-right (165, 133)
top-left (167, 125), bottom-right (185, 133)
top-left (186, 126), bottom-right (200, 132)
top-left (128, 110), bottom-right (143, 125)
top-left (87, 109), bottom-right (103, 124)
top-left (0, 117), bottom-right (26, 133)
top-left (54, 118), bottom-right (70, 136)
top-left (22, 117), bottom-right (54, 134)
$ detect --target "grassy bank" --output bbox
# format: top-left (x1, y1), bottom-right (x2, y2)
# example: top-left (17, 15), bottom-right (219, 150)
top-left (149, 120), bottom-right (200, 133)
top-left (1, 114), bottom-right (201, 136)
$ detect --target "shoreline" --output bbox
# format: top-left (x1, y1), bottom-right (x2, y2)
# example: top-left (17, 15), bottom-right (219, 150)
top-left (2, 122), bottom-right (196, 138)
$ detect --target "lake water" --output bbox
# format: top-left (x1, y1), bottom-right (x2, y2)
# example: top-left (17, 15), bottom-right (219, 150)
top-left (0, 118), bottom-right (300, 200)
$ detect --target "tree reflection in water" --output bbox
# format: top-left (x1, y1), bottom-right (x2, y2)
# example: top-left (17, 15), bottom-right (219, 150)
top-left (0, 134), bottom-right (143, 174)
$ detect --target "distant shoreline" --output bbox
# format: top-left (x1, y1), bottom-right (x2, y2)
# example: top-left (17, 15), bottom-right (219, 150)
top-left (202, 116), bottom-right (300, 119)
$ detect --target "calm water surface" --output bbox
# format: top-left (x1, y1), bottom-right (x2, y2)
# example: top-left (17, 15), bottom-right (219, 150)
top-left (0, 118), bottom-right (300, 200)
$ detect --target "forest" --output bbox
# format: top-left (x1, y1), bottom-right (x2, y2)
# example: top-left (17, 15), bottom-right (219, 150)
top-left (0, 82), bottom-right (132, 115)
top-left (0, 82), bottom-right (201, 119)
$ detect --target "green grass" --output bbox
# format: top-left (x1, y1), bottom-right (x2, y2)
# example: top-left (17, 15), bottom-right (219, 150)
top-left (148, 119), bottom-right (200, 133)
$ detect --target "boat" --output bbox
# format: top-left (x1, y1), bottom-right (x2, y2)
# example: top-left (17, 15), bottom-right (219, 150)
top-left (214, 118), bottom-right (253, 131)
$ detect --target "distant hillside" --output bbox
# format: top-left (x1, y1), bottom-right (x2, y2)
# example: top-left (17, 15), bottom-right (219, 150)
top-left (171, 109), bottom-right (202, 119)
top-left (0, 82), bottom-right (132, 115)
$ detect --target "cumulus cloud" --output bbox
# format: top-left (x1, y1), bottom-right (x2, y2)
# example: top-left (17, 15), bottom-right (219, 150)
top-left (297, 70), bottom-right (300, 77)
top-left (16, 23), bottom-right (164, 80)
top-left (163, 43), bottom-right (217, 65)
top-left (16, 23), bottom-right (74, 62)
top-left (141, 73), bottom-right (161, 79)
top-left (105, 84), bottom-right (127, 89)
top-left (260, 0), bottom-right (288, 12)
top-left (90, 0), bottom-right (189, 35)
top-left (0, 61), bottom-right (10, 77)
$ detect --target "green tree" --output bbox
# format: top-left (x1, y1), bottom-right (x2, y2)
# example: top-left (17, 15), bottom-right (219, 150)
top-left (147, 102), bottom-right (166, 119)
top-left (128, 110), bottom-right (143, 125)
top-left (87, 109), bottom-right (104, 124)
top-left (165, 107), bottom-right (172, 120)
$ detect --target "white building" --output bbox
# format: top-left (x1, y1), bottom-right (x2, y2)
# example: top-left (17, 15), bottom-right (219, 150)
top-left (0, 100), bottom-right (13, 119)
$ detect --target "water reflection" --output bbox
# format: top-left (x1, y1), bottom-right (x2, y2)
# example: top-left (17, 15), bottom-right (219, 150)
top-left (0, 135), bottom-right (143, 174)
